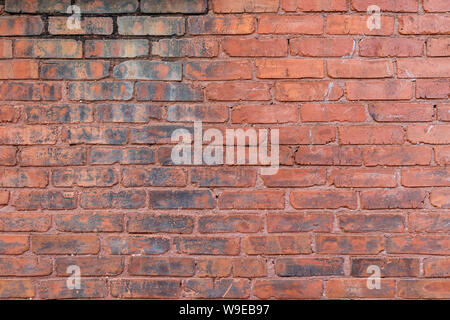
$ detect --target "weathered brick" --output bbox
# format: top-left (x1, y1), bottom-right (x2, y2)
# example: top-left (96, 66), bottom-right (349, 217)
top-left (32, 235), bottom-right (99, 254)
top-left (114, 61), bottom-right (182, 81)
top-left (0, 213), bottom-right (50, 232)
top-left (118, 17), bottom-right (184, 36)
top-left (153, 38), bottom-right (218, 57)
top-left (295, 146), bottom-right (362, 165)
top-left (387, 235), bottom-right (450, 254)
top-left (185, 60), bottom-right (252, 80)
top-left (105, 236), bottom-right (170, 255)
top-left (262, 168), bottom-right (326, 187)
top-left (127, 214), bottom-right (194, 234)
top-left (62, 126), bottom-right (127, 145)
top-left (191, 167), bottom-right (256, 187)
top-left (130, 125), bottom-right (192, 144)
top-left (175, 237), bottom-right (240, 255)
top-left (256, 59), bottom-right (324, 78)
top-left (267, 213), bottom-right (333, 232)
top-left (55, 257), bottom-right (124, 276)
top-left (437, 103), bottom-right (450, 121)
top-left (167, 105), bottom-right (228, 122)
top-left (19, 146), bottom-right (86, 166)
top-left (49, 17), bottom-right (113, 35)
top-left (280, 126), bottom-right (336, 144)
top-left (243, 235), bottom-right (311, 255)
top-left (351, 257), bottom-right (420, 277)
top-left (199, 215), bottom-right (263, 233)
top-left (430, 189), bottom-right (450, 208)
top-left (290, 190), bottom-right (357, 209)
top-left (330, 168), bottom-right (397, 188)
top-left (301, 103), bottom-right (366, 122)
top-left (424, 258), bottom-right (450, 277)
top-left (0, 257), bottom-right (52, 276)
top-left (0, 60), bottom-right (38, 79)
top-left (85, 40), bottom-right (149, 58)
top-left (189, 16), bottom-right (254, 34)
top-left (55, 212), bottom-right (122, 233)
top-left (346, 80), bottom-right (413, 100)
top-left (68, 82), bottom-right (133, 101)
top-left (0, 106), bottom-right (19, 123)
top-left (222, 38), bottom-right (288, 57)
top-left (423, 0), bottom-right (450, 12)
top-left (359, 38), bottom-right (424, 57)
top-left (0, 16), bottom-right (43, 35)
top-left (15, 39), bottom-right (82, 58)
top-left (397, 280), bottom-right (450, 299)
top-left (0, 191), bottom-right (8, 206)
top-left (397, 58), bottom-right (450, 78)
top-left (0, 126), bottom-right (57, 145)
top-left (369, 103), bottom-right (434, 122)
top-left (75, 0), bottom-right (138, 13)
top-left (407, 125), bottom-right (450, 144)
top-left (111, 279), bottom-right (180, 299)
top-left (39, 280), bottom-right (107, 299)
top-left (361, 189), bottom-right (427, 209)
top-left (326, 279), bottom-right (395, 298)
top-left (276, 258), bottom-right (344, 276)
top-left (89, 147), bottom-right (154, 165)
top-left (316, 235), bottom-right (384, 254)
top-left (142, 0), bottom-right (207, 13)
top-left (275, 81), bottom-right (343, 101)
top-left (363, 146), bottom-right (432, 166)
top-left (259, 15), bottom-right (323, 34)
top-left (233, 258), bottom-right (267, 277)
top-left (219, 191), bottom-right (284, 209)
top-left (80, 190), bottom-right (146, 209)
top-left (409, 212), bottom-right (450, 233)
top-left (283, 0), bottom-right (347, 11)
top-left (52, 168), bottom-right (118, 187)
top-left (214, 0), bottom-right (279, 12)
top-left (122, 167), bottom-right (186, 187)
top-left (6, 0), bottom-right (70, 13)
top-left (0, 168), bottom-right (48, 188)
top-left (416, 79), bottom-right (449, 99)
top-left (137, 82), bottom-right (203, 102)
top-left (0, 280), bottom-right (34, 298)
top-left (207, 82), bottom-right (271, 101)
top-left (41, 60), bottom-right (109, 80)
top-left (435, 146), bottom-right (450, 165)
top-left (290, 37), bottom-right (354, 57)
top-left (232, 105), bottom-right (298, 123)
top-left (197, 258), bottom-right (232, 277)
top-left (351, 0), bottom-right (418, 12)
top-left (0, 147), bottom-right (16, 165)
top-left (339, 213), bottom-right (405, 232)
top-left (0, 82), bottom-right (61, 101)
top-left (149, 190), bottom-right (214, 209)
top-left (427, 38), bottom-right (450, 56)
top-left (402, 168), bottom-right (450, 187)
top-left (339, 126), bottom-right (405, 144)
top-left (14, 191), bottom-right (77, 210)
top-left (327, 15), bottom-right (394, 35)
top-left (327, 59), bottom-right (393, 78)
top-left (0, 235), bottom-right (29, 254)
top-left (399, 15), bottom-right (450, 34)
top-left (254, 280), bottom-right (322, 299)
top-left (184, 279), bottom-right (250, 298)
top-left (129, 257), bottom-right (194, 276)
top-left (0, 40), bottom-right (12, 58)
top-left (25, 104), bottom-right (93, 124)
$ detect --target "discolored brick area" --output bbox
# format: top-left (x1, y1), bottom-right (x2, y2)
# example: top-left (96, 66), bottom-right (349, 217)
top-left (0, 0), bottom-right (449, 299)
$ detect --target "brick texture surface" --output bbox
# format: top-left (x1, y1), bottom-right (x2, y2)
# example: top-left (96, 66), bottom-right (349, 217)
top-left (0, 0), bottom-right (448, 300)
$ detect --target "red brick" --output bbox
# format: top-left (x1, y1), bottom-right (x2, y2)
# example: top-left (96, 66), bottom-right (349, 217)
top-left (283, 0), bottom-right (347, 11)
top-left (316, 234), bottom-right (384, 254)
top-left (427, 38), bottom-right (450, 56)
top-left (32, 235), bottom-right (99, 254)
top-left (369, 103), bottom-right (434, 122)
top-left (175, 237), bottom-right (240, 255)
top-left (0, 280), bottom-right (34, 298)
top-left (167, 105), bottom-right (228, 122)
top-left (85, 40), bottom-right (149, 58)
top-left (25, 104), bottom-right (93, 124)
top-left (0, 235), bottom-right (29, 254)
top-left (402, 168), bottom-right (450, 187)
top-left (149, 190), bottom-right (214, 209)
top-left (118, 16), bottom-right (184, 36)
top-left (262, 168), bottom-right (326, 187)
top-left (243, 235), bottom-right (311, 255)
top-left (114, 61), bottom-right (181, 81)
top-left (346, 80), bottom-right (413, 100)
top-left (290, 190), bottom-right (357, 209)
top-left (359, 38), bottom-right (424, 57)
top-left (351, 0), bottom-right (418, 12)
top-left (184, 60), bottom-right (252, 80)
top-left (430, 189), bottom-right (450, 208)
top-left (387, 235), bottom-right (450, 254)
top-left (184, 279), bottom-right (250, 299)
top-left (0, 106), bottom-right (19, 123)
top-left (407, 125), bottom-right (450, 144)
top-left (0, 60), bottom-right (38, 79)
top-left (435, 146), bottom-right (450, 165)
top-left (437, 103), bottom-right (450, 121)
top-left (275, 81), bottom-right (343, 101)
top-left (15, 39), bottom-right (82, 58)
top-left (326, 279), bottom-right (395, 298)
top-left (153, 38), bottom-right (218, 57)
top-left (0, 40), bottom-right (12, 58)
top-left (258, 15), bottom-right (323, 34)
top-left (0, 16), bottom-right (43, 35)
top-left (189, 15), bottom-right (255, 34)
top-left (397, 58), bottom-right (450, 78)
top-left (339, 213), bottom-right (405, 232)
top-left (39, 279), bottom-right (107, 299)
top-left (416, 79), bottom-right (449, 99)
top-left (232, 105), bottom-right (298, 123)
top-left (363, 146), bottom-right (432, 166)
top-left (233, 258), bottom-right (267, 277)
top-left (295, 146), bottom-right (362, 165)
top-left (127, 213), bottom-right (194, 234)
top-left (199, 215), bottom-right (263, 233)
top-left (399, 15), bottom-right (450, 34)
top-left (424, 258), bottom-right (450, 277)
top-left (19, 146), bottom-right (86, 166)
top-left (141, 0), bottom-right (207, 13)
top-left (90, 147), bottom-right (153, 165)
top-left (326, 15), bottom-right (394, 35)
top-left (137, 82), bottom-right (203, 102)
top-left (0, 257), bottom-right (51, 276)
top-left (111, 279), bottom-right (180, 299)
top-left (254, 280), bottom-right (322, 299)
top-left (219, 191), bottom-right (284, 209)
top-left (0, 82), bottom-right (61, 101)
top-left (96, 104), bottom-right (162, 123)
top-left (361, 189), bottom-right (427, 209)
top-left (0, 213), bottom-right (50, 232)
top-left (290, 37), bottom-right (354, 57)
top-left (104, 236), bottom-right (170, 255)
top-left (301, 103), bottom-right (366, 122)
top-left (0, 191), bottom-right (8, 206)
top-left (423, 0), bottom-right (450, 12)
top-left (5, 0), bottom-right (70, 13)
top-left (328, 59), bottom-right (393, 78)
top-left (55, 256), bottom-right (124, 276)
top-left (398, 280), bottom-right (450, 299)
top-left (256, 59), bottom-right (324, 78)
top-left (76, 0), bottom-right (138, 13)
top-left (276, 257), bottom-right (344, 276)
top-left (339, 126), bottom-right (404, 144)
top-left (207, 82), bottom-right (271, 101)
top-left (197, 258), bottom-right (232, 277)
top-left (330, 168), bottom-right (397, 188)
top-left (351, 257), bottom-right (420, 277)
top-left (191, 167), bottom-right (256, 187)
top-left (223, 38), bottom-right (288, 57)
top-left (129, 257), bottom-right (194, 276)
top-left (41, 61), bottom-right (109, 80)
top-left (0, 126), bottom-right (57, 145)
top-left (62, 126), bottom-right (127, 145)
top-left (122, 167), bottom-right (186, 187)
top-left (267, 213), bottom-right (333, 232)
top-left (81, 190), bottom-right (146, 209)
top-left (55, 213), bottom-right (123, 232)
top-left (214, 0), bottom-right (279, 12)
top-left (68, 82), bottom-right (133, 101)
top-left (0, 147), bottom-right (16, 165)
top-left (49, 17), bottom-right (113, 35)
top-left (0, 168), bottom-right (48, 188)
top-left (409, 212), bottom-right (450, 233)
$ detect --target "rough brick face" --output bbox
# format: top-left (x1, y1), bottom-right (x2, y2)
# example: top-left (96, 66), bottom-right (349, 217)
top-left (0, 0), bottom-right (448, 301)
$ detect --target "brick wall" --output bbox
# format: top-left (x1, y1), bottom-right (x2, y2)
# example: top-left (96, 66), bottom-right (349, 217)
top-left (0, 0), bottom-right (449, 299)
